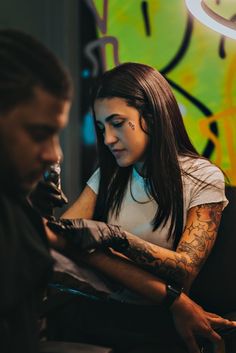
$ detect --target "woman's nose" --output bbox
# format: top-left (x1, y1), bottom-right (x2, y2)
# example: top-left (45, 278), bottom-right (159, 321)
top-left (104, 127), bottom-right (118, 146)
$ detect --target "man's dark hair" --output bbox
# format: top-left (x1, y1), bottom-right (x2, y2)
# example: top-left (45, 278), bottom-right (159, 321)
top-left (0, 29), bottom-right (73, 113)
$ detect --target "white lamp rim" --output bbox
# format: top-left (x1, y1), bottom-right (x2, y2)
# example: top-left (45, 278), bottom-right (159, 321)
top-left (185, 0), bottom-right (236, 39)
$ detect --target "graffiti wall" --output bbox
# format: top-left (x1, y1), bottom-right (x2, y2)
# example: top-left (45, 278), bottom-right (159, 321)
top-left (80, 0), bottom-right (236, 185)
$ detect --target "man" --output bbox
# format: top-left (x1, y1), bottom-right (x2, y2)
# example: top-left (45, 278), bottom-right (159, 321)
top-left (0, 29), bottom-right (72, 353)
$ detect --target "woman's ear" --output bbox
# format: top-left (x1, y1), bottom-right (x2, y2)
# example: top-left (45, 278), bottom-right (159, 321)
top-left (140, 114), bottom-right (152, 135)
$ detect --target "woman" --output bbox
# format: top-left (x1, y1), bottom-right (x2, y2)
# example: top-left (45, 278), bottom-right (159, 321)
top-left (60, 62), bottom-right (227, 290)
top-left (46, 63), bottom-right (235, 353)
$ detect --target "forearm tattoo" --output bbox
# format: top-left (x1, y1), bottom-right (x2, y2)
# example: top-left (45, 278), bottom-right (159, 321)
top-left (111, 202), bottom-right (223, 286)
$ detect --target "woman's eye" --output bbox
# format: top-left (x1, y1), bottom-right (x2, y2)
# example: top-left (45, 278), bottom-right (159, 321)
top-left (97, 125), bottom-right (105, 133)
top-left (112, 121), bottom-right (124, 128)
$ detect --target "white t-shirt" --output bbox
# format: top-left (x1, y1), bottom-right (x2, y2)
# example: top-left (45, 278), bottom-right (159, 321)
top-left (87, 156), bottom-right (228, 250)
top-left (87, 156), bottom-right (228, 303)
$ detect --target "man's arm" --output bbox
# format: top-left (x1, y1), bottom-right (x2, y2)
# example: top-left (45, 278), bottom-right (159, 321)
top-left (62, 185), bottom-right (96, 219)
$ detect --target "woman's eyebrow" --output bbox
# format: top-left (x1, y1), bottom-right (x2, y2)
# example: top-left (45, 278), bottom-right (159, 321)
top-left (97, 114), bottom-right (126, 123)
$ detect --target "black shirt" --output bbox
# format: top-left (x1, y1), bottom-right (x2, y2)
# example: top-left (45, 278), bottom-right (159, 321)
top-left (0, 192), bottom-right (54, 353)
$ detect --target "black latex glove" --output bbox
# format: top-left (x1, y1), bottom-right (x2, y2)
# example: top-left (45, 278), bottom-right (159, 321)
top-left (29, 164), bottom-right (68, 218)
top-left (47, 218), bottom-right (129, 252)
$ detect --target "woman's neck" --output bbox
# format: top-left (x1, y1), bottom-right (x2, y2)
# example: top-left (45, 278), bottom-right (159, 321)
top-left (134, 161), bottom-right (146, 177)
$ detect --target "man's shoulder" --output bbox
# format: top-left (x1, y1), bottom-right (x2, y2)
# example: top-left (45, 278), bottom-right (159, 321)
top-left (0, 191), bottom-right (51, 252)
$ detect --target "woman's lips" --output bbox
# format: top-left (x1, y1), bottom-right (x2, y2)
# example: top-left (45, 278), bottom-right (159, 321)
top-left (111, 149), bottom-right (126, 158)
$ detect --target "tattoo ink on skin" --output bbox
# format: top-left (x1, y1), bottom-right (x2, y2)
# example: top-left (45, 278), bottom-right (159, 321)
top-left (108, 202), bottom-right (223, 286)
top-left (128, 121), bottom-right (135, 130)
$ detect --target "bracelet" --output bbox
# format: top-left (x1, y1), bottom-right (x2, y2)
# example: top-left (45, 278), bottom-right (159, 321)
top-left (162, 283), bottom-right (183, 309)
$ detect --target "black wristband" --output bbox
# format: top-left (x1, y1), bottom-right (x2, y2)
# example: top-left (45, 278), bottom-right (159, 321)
top-left (163, 283), bottom-right (183, 309)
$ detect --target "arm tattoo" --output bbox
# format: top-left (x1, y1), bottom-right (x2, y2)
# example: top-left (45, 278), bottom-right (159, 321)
top-left (109, 202), bottom-right (223, 286)
top-left (111, 235), bottom-right (189, 284)
top-left (177, 202), bottom-right (222, 272)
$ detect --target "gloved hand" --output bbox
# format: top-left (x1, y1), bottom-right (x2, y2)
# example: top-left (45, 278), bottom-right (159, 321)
top-left (47, 218), bottom-right (129, 252)
top-left (29, 163), bottom-right (68, 219)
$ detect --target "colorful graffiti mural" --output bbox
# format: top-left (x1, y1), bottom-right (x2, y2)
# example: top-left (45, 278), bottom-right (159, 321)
top-left (81, 0), bottom-right (236, 185)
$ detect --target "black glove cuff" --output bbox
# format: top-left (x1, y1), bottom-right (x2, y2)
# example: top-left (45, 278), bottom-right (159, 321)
top-left (162, 283), bottom-right (183, 309)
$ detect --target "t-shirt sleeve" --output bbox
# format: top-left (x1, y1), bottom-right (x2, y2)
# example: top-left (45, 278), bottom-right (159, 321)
top-left (86, 168), bottom-right (100, 194)
top-left (184, 159), bottom-right (228, 210)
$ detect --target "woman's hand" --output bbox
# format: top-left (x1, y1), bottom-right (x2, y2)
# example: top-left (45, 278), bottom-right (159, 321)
top-left (171, 292), bottom-right (236, 353)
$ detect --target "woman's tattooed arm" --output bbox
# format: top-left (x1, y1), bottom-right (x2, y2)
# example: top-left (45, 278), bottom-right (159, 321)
top-left (110, 202), bottom-right (223, 288)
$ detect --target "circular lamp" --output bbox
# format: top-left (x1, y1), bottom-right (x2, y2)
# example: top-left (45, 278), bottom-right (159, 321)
top-left (185, 0), bottom-right (236, 39)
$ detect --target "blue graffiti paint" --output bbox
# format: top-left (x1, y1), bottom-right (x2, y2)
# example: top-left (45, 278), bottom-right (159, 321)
top-left (81, 68), bottom-right (91, 78)
top-left (82, 111), bottom-right (96, 145)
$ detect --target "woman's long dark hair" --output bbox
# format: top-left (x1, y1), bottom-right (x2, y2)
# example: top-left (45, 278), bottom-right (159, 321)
top-left (91, 62), bottom-right (200, 249)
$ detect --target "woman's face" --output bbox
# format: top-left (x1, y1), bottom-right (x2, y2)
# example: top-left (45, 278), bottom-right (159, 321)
top-left (94, 97), bottom-right (149, 171)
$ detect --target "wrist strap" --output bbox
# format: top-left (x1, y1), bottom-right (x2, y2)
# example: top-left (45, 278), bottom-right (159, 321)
top-left (163, 283), bottom-right (183, 309)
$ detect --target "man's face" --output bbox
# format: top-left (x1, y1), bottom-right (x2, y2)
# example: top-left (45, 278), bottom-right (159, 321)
top-left (0, 87), bottom-right (70, 194)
